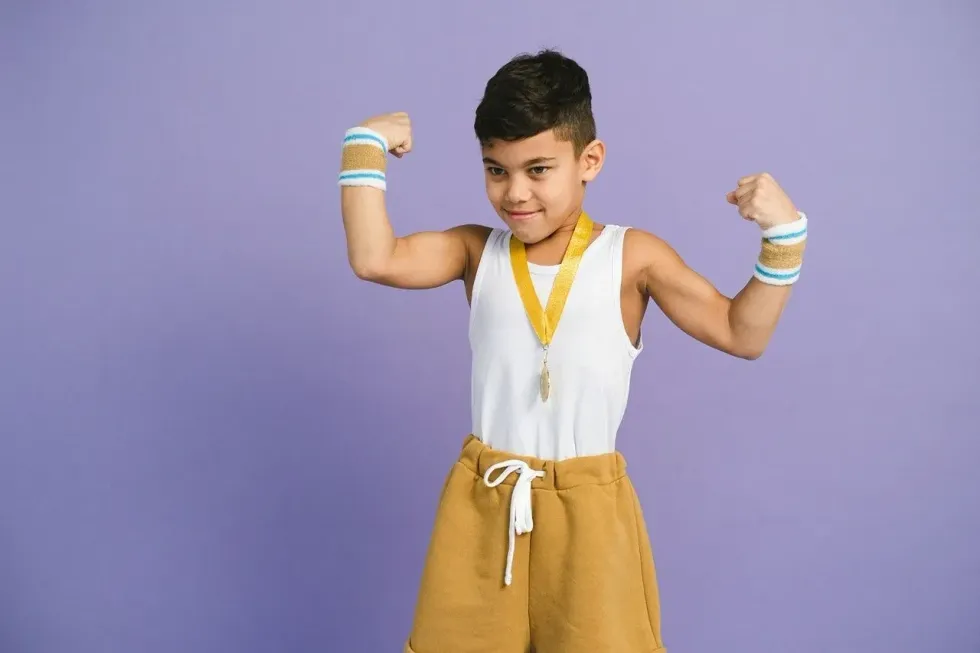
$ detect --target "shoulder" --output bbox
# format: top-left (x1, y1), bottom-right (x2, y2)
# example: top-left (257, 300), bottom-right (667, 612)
top-left (448, 223), bottom-right (495, 249)
top-left (439, 223), bottom-right (494, 261)
top-left (447, 223), bottom-right (496, 284)
top-left (622, 227), bottom-right (689, 290)
top-left (622, 227), bottom-right (682, 268)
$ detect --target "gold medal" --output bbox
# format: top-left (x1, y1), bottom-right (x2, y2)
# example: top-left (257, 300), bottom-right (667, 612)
top-left (510, 212), bottom-right (594, 402)
top-left (539, 350), bottom-right (551, 401)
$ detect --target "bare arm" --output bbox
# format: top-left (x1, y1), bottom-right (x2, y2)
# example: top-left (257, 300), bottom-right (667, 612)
top-left (637, 172), bottom-right (806, 359)
top-left (635, 231), bottom-right (791, 359)
top-left (339, 112), bottom-right (490, 289)
top-left (342, 185), bottom-right (487, 288)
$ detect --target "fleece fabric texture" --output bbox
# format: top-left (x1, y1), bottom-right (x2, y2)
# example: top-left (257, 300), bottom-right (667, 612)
top-left (404, 434), bottom-right (667, 653)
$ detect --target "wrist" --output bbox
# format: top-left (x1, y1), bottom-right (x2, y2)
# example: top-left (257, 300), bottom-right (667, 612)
top-left (761, 211), bottom-right (806, 240)
top-left (338, 126), bottom-right (388, 191)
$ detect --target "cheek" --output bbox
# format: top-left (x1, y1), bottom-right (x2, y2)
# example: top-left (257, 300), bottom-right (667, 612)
top-left (538, 172), bottom-right (580, 207)
top-left (484, 178), bottom-right (503, 203)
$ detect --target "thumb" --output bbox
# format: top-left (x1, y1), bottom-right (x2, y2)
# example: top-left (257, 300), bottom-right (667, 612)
top-left (391, 141), bottom-right (411, 158)
top-left (725, 190), bottom-right (738, 204)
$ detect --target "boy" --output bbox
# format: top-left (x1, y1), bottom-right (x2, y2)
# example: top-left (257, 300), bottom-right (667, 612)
top-left (339, 50), bottom-right (807, 653)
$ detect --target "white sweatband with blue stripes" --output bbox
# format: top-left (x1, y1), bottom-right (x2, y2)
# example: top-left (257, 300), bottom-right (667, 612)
top-left (338, 126), bottom-right (388, 191)
top-left (754, 212), bottom-right (807, 286)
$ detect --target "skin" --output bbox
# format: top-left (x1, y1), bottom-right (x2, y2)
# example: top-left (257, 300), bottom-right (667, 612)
top-left (342, 111), bottom-right (802, 359)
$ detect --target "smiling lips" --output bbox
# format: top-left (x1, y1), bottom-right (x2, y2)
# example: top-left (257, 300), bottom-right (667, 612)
top-left (507, 210), bottom-right (539, 221)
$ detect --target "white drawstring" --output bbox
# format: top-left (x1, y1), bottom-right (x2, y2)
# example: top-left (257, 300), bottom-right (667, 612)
top-left (483, 459), bottom-right (546, 586)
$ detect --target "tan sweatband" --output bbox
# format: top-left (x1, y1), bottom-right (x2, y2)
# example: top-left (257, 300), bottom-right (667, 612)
top-left (754, 212), bottom-right (808, 285)
top-left (338, 127), bottom-right (388, 190)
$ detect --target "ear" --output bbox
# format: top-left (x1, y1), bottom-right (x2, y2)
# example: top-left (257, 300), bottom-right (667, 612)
top-left (579, 139), bottom-right (605, 182)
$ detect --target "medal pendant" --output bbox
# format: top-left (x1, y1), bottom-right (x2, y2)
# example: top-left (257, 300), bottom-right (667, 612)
top-left (539, 359), bottom-right (551, 402)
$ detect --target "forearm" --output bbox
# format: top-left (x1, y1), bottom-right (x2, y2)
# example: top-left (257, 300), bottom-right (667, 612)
top-left (726, 279), bottom-right (792, 358)
top-left (337, 125), bottom-right (399, 279)
top-left (341, 186), bottom-right (397, 279)
top-left (727, 213), bottom-right (808, 358)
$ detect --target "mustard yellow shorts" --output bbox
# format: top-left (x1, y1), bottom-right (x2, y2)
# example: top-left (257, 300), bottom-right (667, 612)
top-left (404, 435), bottom-right (667, 653)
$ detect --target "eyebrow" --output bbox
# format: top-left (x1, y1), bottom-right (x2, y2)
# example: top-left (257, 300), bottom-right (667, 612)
top-left (482, 156), bottom-right (557, 167)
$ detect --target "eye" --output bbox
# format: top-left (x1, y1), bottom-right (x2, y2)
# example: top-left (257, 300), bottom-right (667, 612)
top-left (486, 167), bottom-right (506, 176)
top-left (529, 166), bottom-right (550, 175)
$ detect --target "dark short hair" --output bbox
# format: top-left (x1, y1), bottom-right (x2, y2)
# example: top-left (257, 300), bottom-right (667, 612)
top-left (474, 49), bottom-right (596, 155)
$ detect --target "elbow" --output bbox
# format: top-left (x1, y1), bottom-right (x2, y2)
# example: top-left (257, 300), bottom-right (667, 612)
top-left (349, 257), bottom-right (387, 283)
top-left (737, 348), bottom-right (765, 361)
top-left (724, 316), bottom-right (768, 360)
top-left (351, 262), bottom-right (377, 281)
top-left (730, 340), bottom-right (767, 360)
top-left (349, 241), bottom-right (399, 283)
top-left (726, 334), bottom-right (767, 360)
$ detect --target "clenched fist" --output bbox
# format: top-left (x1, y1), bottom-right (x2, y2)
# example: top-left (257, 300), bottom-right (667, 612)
top-left (726, 172), bottom-right (799, 230)
top-left (359, 112), bottom-right (413, 158)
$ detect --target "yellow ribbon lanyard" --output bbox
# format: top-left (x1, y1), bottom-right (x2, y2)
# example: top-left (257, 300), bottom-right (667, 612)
top-left (509, 211), bottom-right (594, 402)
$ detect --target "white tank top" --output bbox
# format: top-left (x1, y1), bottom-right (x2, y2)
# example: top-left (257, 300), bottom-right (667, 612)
top-left (468, 224), bottom-right (643, 461)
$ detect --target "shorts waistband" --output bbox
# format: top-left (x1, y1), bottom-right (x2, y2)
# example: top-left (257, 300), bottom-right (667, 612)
top-left (457, 434), bottom-right (627, 491)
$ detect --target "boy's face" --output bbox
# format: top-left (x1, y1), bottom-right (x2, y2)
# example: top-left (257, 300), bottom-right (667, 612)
top-left (481, 129), bottom-right (603, 244)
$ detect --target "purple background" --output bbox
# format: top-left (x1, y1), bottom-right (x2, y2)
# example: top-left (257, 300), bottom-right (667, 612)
top-left (2, 1), bottom-right (978, 652)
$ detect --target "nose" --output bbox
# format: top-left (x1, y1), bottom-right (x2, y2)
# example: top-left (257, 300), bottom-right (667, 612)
top-left (504, 177), bottom-right (531, 205)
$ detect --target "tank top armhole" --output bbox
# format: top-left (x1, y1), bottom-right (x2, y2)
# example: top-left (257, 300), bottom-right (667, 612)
top-left (468, 228), bottom-right (506, 340)
top-left (609, 225), bottom-right (644, 358)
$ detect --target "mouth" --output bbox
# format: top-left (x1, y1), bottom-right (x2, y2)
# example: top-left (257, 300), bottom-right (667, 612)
top-left (506, 210), bottom-right (540, 221)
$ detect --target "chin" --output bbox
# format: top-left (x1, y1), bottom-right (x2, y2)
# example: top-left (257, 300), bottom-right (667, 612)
top-left (505, 220), bottom-right (546, 244)
top-left (501, 211), bottom-right (546, 241)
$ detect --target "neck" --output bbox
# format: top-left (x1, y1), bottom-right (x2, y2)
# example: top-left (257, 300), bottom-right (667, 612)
top-left (550, 207), bottom-right (586, 236)
top-left (524, 208), bottom-right (602, 266)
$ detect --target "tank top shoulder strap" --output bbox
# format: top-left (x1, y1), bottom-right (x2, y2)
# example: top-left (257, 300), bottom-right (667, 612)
top-left (602, 224), bottom-right (631, 296)
top-left (470, 227), bottom-right (510, 313)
